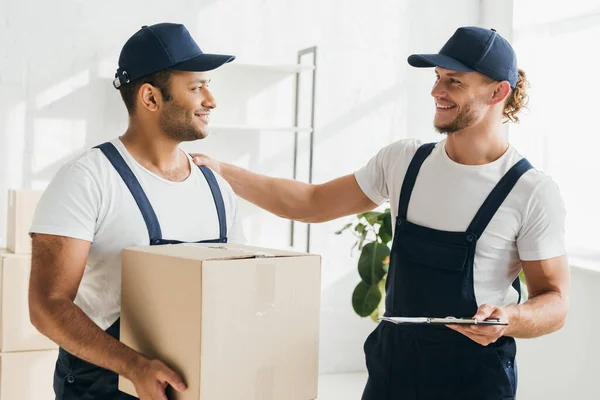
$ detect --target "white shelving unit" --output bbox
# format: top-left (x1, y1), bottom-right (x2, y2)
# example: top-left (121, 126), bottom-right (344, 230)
top-left (183, 47), bottom-right (318, 252)
top-left (209, 124), bottom-right (313, 134)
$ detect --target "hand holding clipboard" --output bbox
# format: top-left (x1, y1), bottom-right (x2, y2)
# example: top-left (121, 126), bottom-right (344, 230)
top-left (378, 316), bottom-right (508, 326)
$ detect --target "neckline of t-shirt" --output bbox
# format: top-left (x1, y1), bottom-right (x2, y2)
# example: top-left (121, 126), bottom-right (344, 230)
top-left (112, 138), bottom-right (196, 186)
top-left (437, 138), bottom-right (515, 171)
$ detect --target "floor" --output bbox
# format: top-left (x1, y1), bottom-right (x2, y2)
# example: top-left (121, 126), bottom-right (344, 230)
top-left (317, 372), bottom-right (368, 400)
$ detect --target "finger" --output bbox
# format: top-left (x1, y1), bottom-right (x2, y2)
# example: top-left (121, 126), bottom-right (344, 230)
top-left (487, 308), bottom-right (508, 323)
top-left (446, 326), bottom-right (487, 344)
top-left (462, 324), bottom-right (503, 334)
top-left (447, 325), bottom-right (498, 342)
top-left (473, 304), bottom-right (495, 321)
top-left (193, 156), bottom-right (207, 165)
top-left (159, 368), bottom-right (187, 392)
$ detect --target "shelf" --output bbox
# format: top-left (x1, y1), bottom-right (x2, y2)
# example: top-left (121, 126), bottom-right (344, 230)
top-left (209, 124), bottom-right (313, 133)
top-left (208, 62), bottom-right (314, 95)
top-left (211, 62), bottom-right (315, 75)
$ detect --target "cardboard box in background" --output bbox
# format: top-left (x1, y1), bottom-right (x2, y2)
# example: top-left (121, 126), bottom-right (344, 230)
top-left (0, 349), bottom-right (58, 400)
top-left (0, 253), bottom-right (57, 352)
top-left (119, 243), bottom-right (321, 400)
top-left (6, 190), bottom-right (43, 254)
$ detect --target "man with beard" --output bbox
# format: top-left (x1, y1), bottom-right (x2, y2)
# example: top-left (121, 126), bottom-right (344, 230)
top-left (192, 27), bottom-right (569, 399)
top-left (27, 23), bottom-right (246, 400)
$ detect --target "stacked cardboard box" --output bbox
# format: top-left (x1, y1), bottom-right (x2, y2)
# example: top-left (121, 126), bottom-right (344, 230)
top-left (119, 243), bottom-right (322, 400)
top-left (1, 190), bottom-right (57, 400)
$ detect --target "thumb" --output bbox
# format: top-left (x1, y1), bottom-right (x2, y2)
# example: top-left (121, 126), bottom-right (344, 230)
top-left (192, 155), bottom-right (208, 165)
top-left (160, 368), bottom-right (187, 392)
top-left (473, 304), bottom-right (494, 321)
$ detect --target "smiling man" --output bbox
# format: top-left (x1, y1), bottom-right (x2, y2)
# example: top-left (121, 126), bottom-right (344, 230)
top-left (28, 23), bottom-right (246, 400)
top-left (192, 26), bottom-right (569, 399)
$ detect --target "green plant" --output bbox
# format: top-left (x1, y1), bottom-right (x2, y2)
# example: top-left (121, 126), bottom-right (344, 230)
top-left (336, 207), bottom-right (393, 322)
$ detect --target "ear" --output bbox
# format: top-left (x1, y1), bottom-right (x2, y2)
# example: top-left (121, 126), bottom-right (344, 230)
top-left (489, 81), bottom-right (511, 106)
top-left (138, 83), bottom-right (163, 113)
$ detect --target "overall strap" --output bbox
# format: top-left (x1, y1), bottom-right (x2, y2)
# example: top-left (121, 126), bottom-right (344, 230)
top-left (95, 142), bottom-right (162, 243)
top-left (398, 142), bottom-right (437, 219)
top-left (198, 165), bottom-right (227, 241)
top-left (467, 158), bottom-right (533, 239)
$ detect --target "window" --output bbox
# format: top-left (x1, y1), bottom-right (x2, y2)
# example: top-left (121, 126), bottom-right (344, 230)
top-left (510, 0), bottom-right (600, 264)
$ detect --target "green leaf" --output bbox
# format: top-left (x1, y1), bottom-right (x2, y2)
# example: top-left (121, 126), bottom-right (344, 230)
top-left (352, 281), bottom-right (382, 317)
top-left (358, 211), bottom-right (381, 226)
top-left (378, 211), bottom-right (393, 245)
top-left (354, 223), bottom-right (366, 234)
top-left (369, 278), bottom-right (387, 323)
top-left (357, 230), bottom-right (368, 251)
top-left (369, 305), bottom-right (381, 322)
top-left (358, 242), bottom-right (390, 285)
top-left (335, 222), bottom-right (353, 235)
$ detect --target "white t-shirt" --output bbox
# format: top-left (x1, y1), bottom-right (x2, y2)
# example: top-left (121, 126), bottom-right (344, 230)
top-left (30, 138), bottom-right (246, 330)
top-left (354, 138), bottom-right (566, 308)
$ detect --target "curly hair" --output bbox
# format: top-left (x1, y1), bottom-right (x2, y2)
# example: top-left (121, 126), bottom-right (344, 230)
top-left (484, 69), bottom-right (530, 123)
top-left (503, 69), bottom-right (529, 123)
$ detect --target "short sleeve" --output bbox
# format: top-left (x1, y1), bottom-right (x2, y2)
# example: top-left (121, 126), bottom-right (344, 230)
top-left (353, 139), bottom-right (421, 205)
top-left (517, 176), bottom-right (567, 261)
top-left (29, 163), bottom-right (101, 242)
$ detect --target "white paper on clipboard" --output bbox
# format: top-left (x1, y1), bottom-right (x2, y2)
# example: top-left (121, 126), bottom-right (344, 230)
top-left (378, 316), bottom-right (508, 326)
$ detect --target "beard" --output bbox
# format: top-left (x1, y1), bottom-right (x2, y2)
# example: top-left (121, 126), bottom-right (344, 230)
top-left (434, 97), bottom-right (481, 135)
top-left (159, 100), bottom-right (208, 142)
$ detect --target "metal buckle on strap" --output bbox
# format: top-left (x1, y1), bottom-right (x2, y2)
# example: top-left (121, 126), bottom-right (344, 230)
top-left (113, 71), bottom-right (130, 89)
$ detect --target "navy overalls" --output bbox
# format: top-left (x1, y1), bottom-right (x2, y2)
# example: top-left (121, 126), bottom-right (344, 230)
top-left (53, 142), bottom-right (228, 400)
top-left (362, 143), bottom-right (532, 400)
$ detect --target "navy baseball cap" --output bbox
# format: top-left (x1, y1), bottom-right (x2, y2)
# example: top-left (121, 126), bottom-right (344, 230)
top-left (408, 26), bottom-right (518, 88)
top-left (113, 23), bottom-right (235, 89)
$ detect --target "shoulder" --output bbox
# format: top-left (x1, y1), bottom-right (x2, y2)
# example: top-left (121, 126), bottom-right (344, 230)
top-left (510, 150), bottom-right (562, 199)
top-left (49, 144), bottom-right (116, 188)
top-left (370, 138), bottom-right (426, 170)
top-left (507, 154), bottom-right (565, 225)
top-left (380, 138), bottom-right (424, 158)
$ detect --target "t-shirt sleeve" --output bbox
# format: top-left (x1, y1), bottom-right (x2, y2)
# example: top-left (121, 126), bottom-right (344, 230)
top-left (215, 174), bottom-right (247, 245)
top-left (353, 139), bottom-right (421, 205)
top-left (517, 176), bottom-right (567, 261)
top-left (29, 162), bottom-right (101, 242)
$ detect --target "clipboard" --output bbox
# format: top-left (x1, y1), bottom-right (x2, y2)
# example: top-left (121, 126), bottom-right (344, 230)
top-left (378, 316), bottom-right (508, 326)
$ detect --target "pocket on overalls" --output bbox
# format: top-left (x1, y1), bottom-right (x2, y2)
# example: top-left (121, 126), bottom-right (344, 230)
top-left (363, 325), bottom-right (379, 355)
top-left (396, 231), bottom-right (469, 272)
top-left (363, 323), bottom-right (392, 375)
top-left (55, 349), bottom-right (116, 400)
top-left (493, 339), bottom-right (518, 398)
top-left (393, 230), bottom-right (471, 316)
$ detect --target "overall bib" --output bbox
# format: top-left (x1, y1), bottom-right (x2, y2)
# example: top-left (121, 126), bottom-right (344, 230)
top-left (54, 142), bottom-right (228, 399)
top-left (362, 143), bottom-right (531, 400)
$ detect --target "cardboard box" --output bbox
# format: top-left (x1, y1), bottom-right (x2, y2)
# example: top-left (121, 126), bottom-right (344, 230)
top-left (6, 190), bottom-right (43, 254)
top-left (0, 349), bottom-right (58, 400)
top-left (0, 253), bottom-right (57, 352)
top-left (119, 243), bottom-right (321, 400)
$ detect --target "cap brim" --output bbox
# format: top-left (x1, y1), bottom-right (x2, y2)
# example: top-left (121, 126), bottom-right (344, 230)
top-left (170, 53), bottom-right (236, 72)
top-left (407, 54), bottom-right (475, 72)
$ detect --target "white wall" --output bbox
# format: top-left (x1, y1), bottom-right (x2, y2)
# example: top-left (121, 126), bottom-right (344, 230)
top-left (517, 266), bottom-right (600, 399)
top-left (0, 0), bottom-right (481, 375)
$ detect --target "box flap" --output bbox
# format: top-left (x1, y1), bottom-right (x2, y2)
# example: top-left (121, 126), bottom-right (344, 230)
top-left (122, 243), bottom-right (316, 262)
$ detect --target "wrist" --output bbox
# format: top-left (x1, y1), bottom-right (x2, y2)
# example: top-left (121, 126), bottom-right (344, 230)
top-left (122, 353), bottom-right (150, 382)
top-left (504, 305), bottom-right (521, 336)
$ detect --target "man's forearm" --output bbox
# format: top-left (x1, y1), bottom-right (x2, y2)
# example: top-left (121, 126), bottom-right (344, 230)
top-left (33, 298), bottom-right (147, 381)
top-left (505, 290), bottom-right (569, 338)
top-left (220, 163), bottom-right (316, 222)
